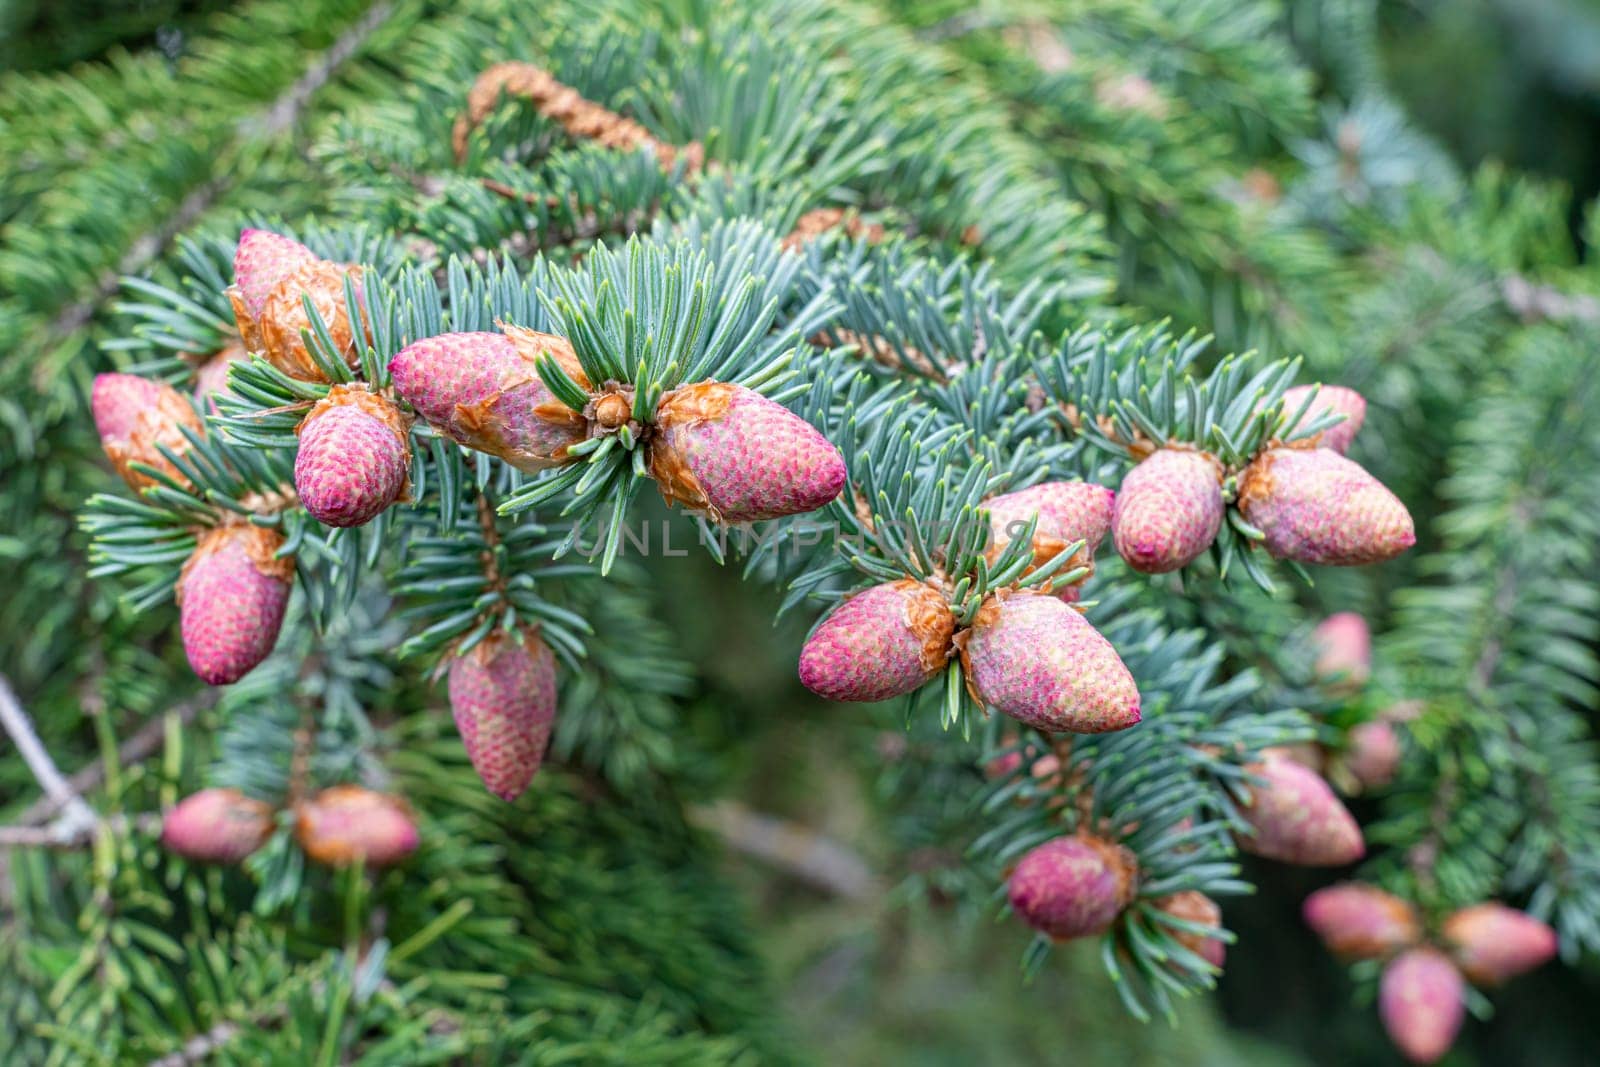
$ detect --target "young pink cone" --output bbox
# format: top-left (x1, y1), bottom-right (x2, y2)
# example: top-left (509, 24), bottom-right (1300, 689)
top-left (294, 386), bottom-right (411, 527)
top-left (1303, 883), bottom-right (1421, 959)
top-left (193, 341), bottom-right (250, 408)
top-left (1379, 948), bottom-right (1465, 1064)
top-left (177, 526), bottom-right (293, 686)
top-left (985, 480), bottom-right (1116, 599)
top-left (961, 592), bottom-right (1140, 734)
top-left (1239, 448), bottom-right (1415, 565)
top-left (232, 228), bottom-right (317, 319)
top-left (1311, 611), bottom-right (1371, 687)
top-left (446, 630), bottom-right (559, 801)
top-left (1155, 891), bottom-right (1227, 969)
top-left (92, 373), bottom-right (204, 491)
top-left (1007, 835), bottom-right (1138, 940)
top-left (800, 579), bottom-right (954, 702)
top-left (1342, 720), bottom-right (1402, 790)
top-left (160, 788), bottom-right (274, 864)
top-left (1279, 384), bottom-right (1366, 454)
top-left (1441, 903), bottom-right (1558, 987)
top-left (295, 786), bottom-right (419, 868)
top-left (650, 382), bottom-right (846, 523)
top-left (1237, 753), bottom-right (1364, 866)
top-left (388, 329), bottom-right (588, 472)
top-left (1112, 449), bottom-right (1224, 573)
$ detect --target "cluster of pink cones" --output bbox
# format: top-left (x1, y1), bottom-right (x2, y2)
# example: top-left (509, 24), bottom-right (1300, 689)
top-left (161, 784), bottom-right (418, 869)
top-left (1305, 884), bottom-right (1558, 1062)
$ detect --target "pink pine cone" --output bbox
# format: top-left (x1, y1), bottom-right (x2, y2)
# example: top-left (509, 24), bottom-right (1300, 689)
top-left (1155, 890), bottom-right (1227, 969)
top-left (1311, 611), bottom-right (1371, 686)
top-left (178, 525), bottom-right (292, 685)
top-left (1342, 720), bottom-right (1402, 790)
top-left (446, 631), bottom-right (559, 801)
top-left (92, 372), bottom-right (204, 491)
top-left (649, 381), bottom-right (846, 523)
top-left (1303, 883), bottom-right (1420, 959)
top-left (1441, 903), bottom-right (1558, 987)
top-left (294, 386), bottom-right (410, 528)
top-left (985, 480), bottom-right (1115, 597)
top-left (800, 579), bottom-right (954, 702)
top-left (1239, 448), bottom-right (1415, 565)
top-left (233, 228), bottom-right (317, 318)
top-left (193, 342), bottom-right (250, 407)
top-left (962, 593), bottom-right (1140, 734)
top-left (1237, 753), bottom-right (1364, 866)
top-left (161, 787), bottom-right (274, 864)
top-left (295, 786), bottom-right (419, 868)
top-left (1112, 449), bottom-right (1223, 573)
top-left (1280, 384), bottom-right (1367, 454)
top-left (1008, 835), bottom-right (1137, 940)
top-left (389, 330), bottom-right (587, 471)
top-left (1380, 948), bottom-right (1465, 1064)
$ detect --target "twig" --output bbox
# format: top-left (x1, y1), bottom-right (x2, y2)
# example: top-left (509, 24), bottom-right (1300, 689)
top-left (690, 800), bottom-right (876, 899)
top-left (42, 1), bottom-right (398, 356)
top-left (0, 675), bottom-right (98, 844)
top-left (11, 696), bottom-right (209, 828)
top-left (0, 812), bottom-right (160, 849)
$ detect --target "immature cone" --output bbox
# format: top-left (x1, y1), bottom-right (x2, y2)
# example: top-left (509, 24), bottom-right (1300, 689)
top-left (294, 786), bottom-right (419, 868)
top-left (800, 580), bottom-right (954, 702)
top-left (446, 631), bottom-right (559, 801)
top-left (1279, 384), bottom-right (1366, 454)
top-left (961, 592), bottom-right (1140, 733)
top-left (160, 788), bottom-right (274, 864)
top-left (232, 228), bottom-right (318, 320)
top-left (985, 480), bottom-right (1116, 599)
top-left (177, 525), bottom-right (293, 685)
top-left (1112, 449), bottom-right (1224, 573)
top-left (1379, 948), bottom-right (1465, 1064)
top-left (294, 386), bottom-right (410, 527)
top-left (1155, 891), bottom-right (1227, 969)
top-left (1007, 835), bottom-right (1138, 940)
top-left (1441, 903), bottom-right (1558, 986)
top-left (256, 259), bottom-right (366, 382)
top-left (1237, 753), bottom-right (1364, 866)
top-left (1238, 448), bottom-right (1414, 565)
top-left (193, 341), bottom-right (250, 407)
top-left (388, 329), bottom-right (588, 472)
top-left (1311, 611), bottom-right (1371, 687)
top-left (91, 373), bottom-right (204, 491)
top-left (649, 381), bottom-right (847, 523)
top-left (1302, 883), bottom-right (1421, 959)
top-left (1342, 720), bottom-right (1402, 790)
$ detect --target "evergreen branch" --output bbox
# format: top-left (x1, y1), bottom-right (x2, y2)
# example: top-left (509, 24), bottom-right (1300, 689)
top-left (35, 0), bottom-right (399, 362)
